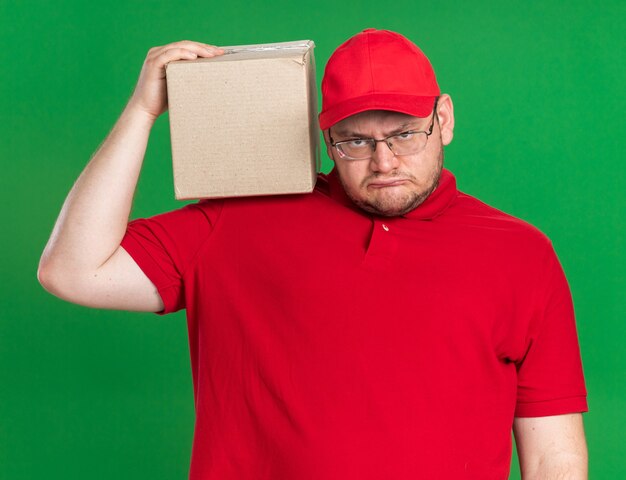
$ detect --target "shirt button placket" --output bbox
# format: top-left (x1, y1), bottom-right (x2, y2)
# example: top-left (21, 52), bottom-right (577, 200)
top-left (363, 219), bottom-right (398, 269)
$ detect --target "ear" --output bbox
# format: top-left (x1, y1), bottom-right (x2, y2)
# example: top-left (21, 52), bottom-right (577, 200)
top-left (436, 94), bottom-right (455, 146)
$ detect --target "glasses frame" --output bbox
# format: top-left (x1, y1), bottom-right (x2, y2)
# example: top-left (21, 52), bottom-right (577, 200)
top-left (328, 96), bottom-right (440, 161)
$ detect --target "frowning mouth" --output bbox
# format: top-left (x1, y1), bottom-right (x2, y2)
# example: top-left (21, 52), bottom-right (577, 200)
top-left (368, 180), bottom-right (409, 189)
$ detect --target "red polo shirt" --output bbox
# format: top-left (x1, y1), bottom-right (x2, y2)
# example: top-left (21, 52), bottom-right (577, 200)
top-left (120, 167), bottom-right (588, 479)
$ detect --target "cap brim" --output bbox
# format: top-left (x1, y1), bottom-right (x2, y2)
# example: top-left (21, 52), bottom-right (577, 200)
top-left (319, 94), bottom-right (437, 130)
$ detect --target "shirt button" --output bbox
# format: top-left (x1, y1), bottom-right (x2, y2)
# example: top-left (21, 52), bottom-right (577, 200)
top-left (382, 224), bottom-right (389, 232)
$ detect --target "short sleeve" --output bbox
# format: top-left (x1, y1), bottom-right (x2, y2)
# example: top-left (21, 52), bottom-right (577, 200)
top-left (514, 240), bottom-right (589, 417)
top-left (119, 199), bottom-right (224, 315)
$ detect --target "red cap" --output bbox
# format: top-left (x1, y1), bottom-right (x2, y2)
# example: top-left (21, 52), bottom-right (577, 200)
top-left (319, 28), bottom-right (440, 130)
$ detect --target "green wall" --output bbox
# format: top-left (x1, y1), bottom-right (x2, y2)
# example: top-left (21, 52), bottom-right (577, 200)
top-left (1, 0), bottom-right (624, 478)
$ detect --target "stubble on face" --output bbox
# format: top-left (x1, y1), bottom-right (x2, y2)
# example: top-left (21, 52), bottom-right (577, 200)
top-left (337, 143), bottom-right (444, 217)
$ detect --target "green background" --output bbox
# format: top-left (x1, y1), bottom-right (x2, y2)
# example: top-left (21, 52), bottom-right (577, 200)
top-left (1, 0), bottom-right (624, 478)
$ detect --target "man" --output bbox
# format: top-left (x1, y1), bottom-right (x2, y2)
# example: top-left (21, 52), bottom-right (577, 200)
top-left (38, 29), bottom-right (588, 479)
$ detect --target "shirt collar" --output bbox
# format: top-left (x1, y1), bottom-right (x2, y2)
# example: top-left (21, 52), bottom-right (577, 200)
top-left (327, 166), bottom-right (458, 221)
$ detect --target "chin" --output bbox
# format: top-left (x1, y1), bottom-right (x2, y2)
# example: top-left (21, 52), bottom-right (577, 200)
top-left (357, 196), bottom-right (423, 217)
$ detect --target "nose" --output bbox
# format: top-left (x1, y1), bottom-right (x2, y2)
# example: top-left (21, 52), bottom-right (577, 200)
top-left (370, 140), bottom-right (400, 173)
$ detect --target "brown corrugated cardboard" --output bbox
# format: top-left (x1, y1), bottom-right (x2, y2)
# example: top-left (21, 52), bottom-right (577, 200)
top-left (165, 40), bottom-right (320, 200)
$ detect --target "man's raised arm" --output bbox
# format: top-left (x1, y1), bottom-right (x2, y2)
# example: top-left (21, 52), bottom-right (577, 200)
top-left (37, 41), bottom-right (224, 312)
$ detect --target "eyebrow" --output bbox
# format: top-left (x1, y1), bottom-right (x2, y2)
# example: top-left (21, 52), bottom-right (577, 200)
top-left (333, 122), bottom-right (419, 138)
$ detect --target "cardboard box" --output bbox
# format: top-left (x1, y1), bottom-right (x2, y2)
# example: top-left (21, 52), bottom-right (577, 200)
top-left (165, 40), bottom-right (320, 200)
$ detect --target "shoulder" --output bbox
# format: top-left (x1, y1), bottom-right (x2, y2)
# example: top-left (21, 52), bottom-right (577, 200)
top-left (448, 189), bottom-right (554, 253)
top-left (194, 172), bottom-right (336, 216)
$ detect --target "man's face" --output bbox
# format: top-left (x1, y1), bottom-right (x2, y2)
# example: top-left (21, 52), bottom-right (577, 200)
top-left (324, 95), bottom-right (454, 217)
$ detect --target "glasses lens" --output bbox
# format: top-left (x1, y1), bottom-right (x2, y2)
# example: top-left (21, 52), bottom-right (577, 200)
top-left (387, 132), bottom-right (428, 156)
top-left (337, 139), bottom-right (374, 159)
top-left (337, 132), bottom-right (429, 160)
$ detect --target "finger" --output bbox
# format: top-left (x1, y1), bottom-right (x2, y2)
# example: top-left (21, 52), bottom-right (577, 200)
top-left (161, 44), bottom-right (224, 60)
top-left (196, 44), bottom-right (225, 57)
top-left (180, 40), bottom-right (224, 51)
top-left (161, 40), bottom-right (224, 55)
top-left (152, 47), bottom-right (201, 69)
top-left (201, 43), bottom-right (225, 53)
top-left (181, 40), bottom-right (224, 53)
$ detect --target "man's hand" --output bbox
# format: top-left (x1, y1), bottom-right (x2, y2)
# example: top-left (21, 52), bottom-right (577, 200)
top-left (127, 40), bottom-right (225, 120)
top-left (513, 413), bottom-right (588, 479)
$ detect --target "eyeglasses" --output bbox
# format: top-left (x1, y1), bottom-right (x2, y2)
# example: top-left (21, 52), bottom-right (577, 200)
top-left (328, 97), bottom-right (439, 161)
